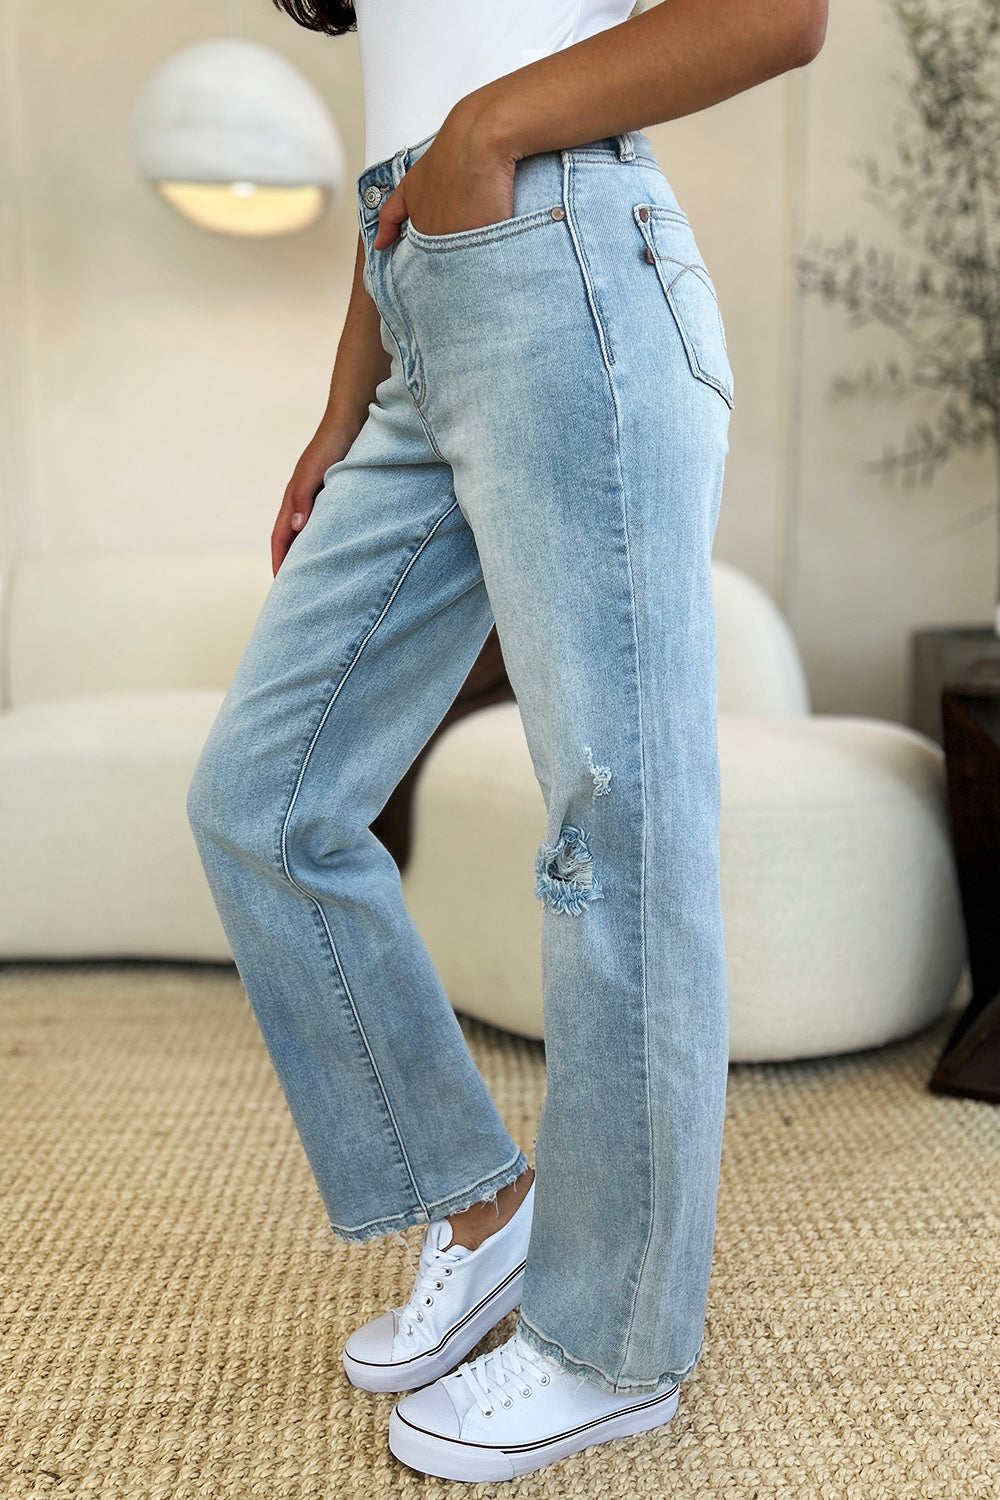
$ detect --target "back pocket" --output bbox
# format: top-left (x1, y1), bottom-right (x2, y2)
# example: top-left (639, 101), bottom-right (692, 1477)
top-left (634, 206), bottom-right (734, 409)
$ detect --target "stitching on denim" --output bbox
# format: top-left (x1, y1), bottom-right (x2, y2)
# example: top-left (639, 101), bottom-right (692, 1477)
top-left (656, 258), bottom-right (716, 299)
top-left (268, 497), bottom-right (441, 855)
top-left (421, 1148), bottom-right (529, 1216)
top-left (383, 253), bottom-right (428, 406)
top-left (299, 896), bottom-right (408, 1158)
top-left (404, 207), bottom-right (561, 254)
top-left (645, 205), bottom-right (689, 224)
top-left (517, 1313), bottom-right (685, 1397)
top-left (563, 154), bottom-right (615, 370)
top-left (596, 318), bottom-right (654, 1388)
top-left (639, 216), bottom-right (734, 409)
top-left (658, 283), bottom-right (734, 409)
top-left (373, 263), bottom-right (444, 452)
top-left (330, 1147), bottom-right (529, 1241)
top-left (374, 313), bottom-right (446, 453)
top-left (565, 151), bottom-right (658, 166)
top-left (275, 498), bottom-right (463, 1216)
top-left (411, 394), bottom-right (447, 458)
top-left (375, 303), bottom-right (420, 407)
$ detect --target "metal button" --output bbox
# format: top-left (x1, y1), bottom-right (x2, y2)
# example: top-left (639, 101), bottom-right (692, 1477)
top-left (362, 184), bottom-right (385, 209)
top-left (638, 206), bottom-right (650, 222)
top-left (550, 205), bottom-right (566, 221)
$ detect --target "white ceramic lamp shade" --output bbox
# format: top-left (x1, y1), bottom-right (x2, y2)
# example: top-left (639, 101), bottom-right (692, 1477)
top-left (133, 38), bottom-right (346, 236)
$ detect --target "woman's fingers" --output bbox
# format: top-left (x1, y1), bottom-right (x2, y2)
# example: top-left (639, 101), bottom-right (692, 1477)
top-left (270, 426), bottom-right (360, 574)
top-left (272, 481), bottom-right (317, 576)
top-left (371, 126), bottom-right (517, 247)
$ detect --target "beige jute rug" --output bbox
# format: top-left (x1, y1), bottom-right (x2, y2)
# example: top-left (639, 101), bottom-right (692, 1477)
top-left (1, 962), bottom-right (997, 1500)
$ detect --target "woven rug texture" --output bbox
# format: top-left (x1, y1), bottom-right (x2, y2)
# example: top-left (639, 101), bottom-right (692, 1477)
top-left (1, 962), bottom-right (997, 1500)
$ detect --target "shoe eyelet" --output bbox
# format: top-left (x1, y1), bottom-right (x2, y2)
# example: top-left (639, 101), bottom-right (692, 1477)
top-left (435, 1281), bottom-right (444, 1290)
top-left (416, 1312), bottom-right (423, 1322)
top-left (521, 1386), bottom-right (532, 1398)
top-left (483, 1408), bottom-right (494, 1418)
top-left (406, 1328), bottom-right (414, 1337)
top-left (501, 1397), bottom-right (513, 1408)
top-left (539, 1373), bottom-right (550, 1385)
top-left (444, 1268), bottom-right (452, 1276)
top-left (424, 1296), bottom-right (433, 1305)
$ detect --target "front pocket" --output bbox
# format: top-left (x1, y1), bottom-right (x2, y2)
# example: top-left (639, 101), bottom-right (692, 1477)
top-left (634, 206), bottom-right (734, 409)
top-left (403, 203), bottom-right (564, 253)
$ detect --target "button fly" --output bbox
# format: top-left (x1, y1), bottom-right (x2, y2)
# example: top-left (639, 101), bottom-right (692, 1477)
top-left (362, 184), bottom-right (385, 209)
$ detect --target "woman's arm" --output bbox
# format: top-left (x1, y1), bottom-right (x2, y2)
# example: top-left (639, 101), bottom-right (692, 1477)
top-left (480, 0), bottom-right (826, 161)
top-left (272, 231), bottom-right (392, 574)
top-left (375, 0), bottom-right (827, 246)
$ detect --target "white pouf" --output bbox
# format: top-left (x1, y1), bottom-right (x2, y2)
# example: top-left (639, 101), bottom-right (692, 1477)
top-left (717, 714), bottom-right (964, 1061)
top-left (401, 702), bottom-right (966, 1063)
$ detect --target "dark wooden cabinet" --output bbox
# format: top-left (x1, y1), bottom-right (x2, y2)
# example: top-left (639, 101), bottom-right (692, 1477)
top-left (928, 658), bottom-right (1000, 1103)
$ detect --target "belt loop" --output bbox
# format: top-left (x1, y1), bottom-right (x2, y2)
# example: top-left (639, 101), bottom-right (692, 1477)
top-left (391, 147), bottom-right (408, 188)
top-left (616, 133), bottom-right (636, 162)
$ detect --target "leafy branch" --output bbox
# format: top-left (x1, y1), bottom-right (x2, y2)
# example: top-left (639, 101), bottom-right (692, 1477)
top-left (795, 0), bottom-right (1000, 594)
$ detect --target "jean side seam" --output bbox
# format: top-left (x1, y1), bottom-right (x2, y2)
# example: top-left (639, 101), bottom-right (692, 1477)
top-left (601, 334), bottom-right (656, 1388)
top-left (276, 498), bottom-right (463, 1218)
top-left (563, 154), bottom-right (615, 370)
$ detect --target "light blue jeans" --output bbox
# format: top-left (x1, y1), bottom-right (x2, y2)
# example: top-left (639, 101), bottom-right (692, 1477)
top-left (186, 128), bottom-right (734, 1397)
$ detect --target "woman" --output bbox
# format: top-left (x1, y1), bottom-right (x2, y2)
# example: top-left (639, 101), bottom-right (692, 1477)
top-left (186, 0), bottom-right (826, 1482)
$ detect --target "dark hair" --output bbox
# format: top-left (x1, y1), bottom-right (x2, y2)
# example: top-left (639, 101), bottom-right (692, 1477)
top-left (271, 0), bottom-right (356, 36)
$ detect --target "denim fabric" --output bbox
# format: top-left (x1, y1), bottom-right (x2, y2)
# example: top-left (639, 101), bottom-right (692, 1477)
top-left (186, 128), bottom-right (733, 1396)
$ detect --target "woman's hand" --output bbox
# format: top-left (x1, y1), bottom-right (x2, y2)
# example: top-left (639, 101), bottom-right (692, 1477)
top-left (272, 233), bottom-right (392, 576)
top-left (375, 0), bottom-right (825, 255)
top-left (271, 422), bottom-right (360, 577)
top-left (373, 107), bottom-right (519, 248)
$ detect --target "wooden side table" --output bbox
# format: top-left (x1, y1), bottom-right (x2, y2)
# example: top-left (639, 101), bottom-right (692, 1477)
top-left (928, 657), bottom-right (1000, 1102)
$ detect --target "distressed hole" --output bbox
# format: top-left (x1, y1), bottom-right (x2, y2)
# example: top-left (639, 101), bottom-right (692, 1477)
top-left (534, 824), bottom-right (605, 916)
top-left (584, 745), bottom-right (612, 799)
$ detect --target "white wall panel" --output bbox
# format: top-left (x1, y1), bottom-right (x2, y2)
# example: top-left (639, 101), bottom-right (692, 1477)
top-left (0, 0), bottom-right (991, 719)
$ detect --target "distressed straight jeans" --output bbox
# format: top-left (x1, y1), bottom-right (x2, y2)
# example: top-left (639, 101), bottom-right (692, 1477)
top-left (186, 128), bottom-right (734, 1397)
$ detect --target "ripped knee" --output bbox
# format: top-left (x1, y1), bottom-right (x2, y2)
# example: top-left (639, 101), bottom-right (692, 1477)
top-left (534, 824), bottom-right (604, 915)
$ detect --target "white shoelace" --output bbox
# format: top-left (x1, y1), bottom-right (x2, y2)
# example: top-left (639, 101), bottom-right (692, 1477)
top-left (396, 1234), bottom-right (469, 1339)
top-left (449, 1332), bottom-right (555, 1418)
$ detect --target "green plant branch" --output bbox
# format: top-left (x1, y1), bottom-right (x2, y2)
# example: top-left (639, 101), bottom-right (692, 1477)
top-left (794, 0), bottom-right (1000, 601)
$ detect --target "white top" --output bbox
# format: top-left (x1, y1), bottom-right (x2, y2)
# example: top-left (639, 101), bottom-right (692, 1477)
top-left (354, 0), bottom-right (641, 170)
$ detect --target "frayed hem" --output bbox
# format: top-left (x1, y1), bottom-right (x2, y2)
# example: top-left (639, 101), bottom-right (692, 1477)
top-left (328, 1148), bottom-right (531, 1245)
top-left (516, 1312), bottom-right (699, 1397)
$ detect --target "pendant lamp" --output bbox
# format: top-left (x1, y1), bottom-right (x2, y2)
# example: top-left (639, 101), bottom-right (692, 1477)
top-left (133, 37), bottom-right (345, 237)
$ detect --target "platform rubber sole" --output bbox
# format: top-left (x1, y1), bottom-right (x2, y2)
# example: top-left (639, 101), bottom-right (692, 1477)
top-left (388, 1380), bottom-right (680, 1481)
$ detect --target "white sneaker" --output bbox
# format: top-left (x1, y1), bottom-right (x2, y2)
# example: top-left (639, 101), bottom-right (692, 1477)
top-left (342, 1181), bottom-right (535, 1394)
top-left (387, 1328), bottom-right (680, 1481)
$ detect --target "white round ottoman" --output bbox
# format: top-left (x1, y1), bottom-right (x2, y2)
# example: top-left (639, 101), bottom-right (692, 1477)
top-left (400, 702), bottom-right (966, 1062)
top-left (717, 714), bottom-right (964, 1060)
